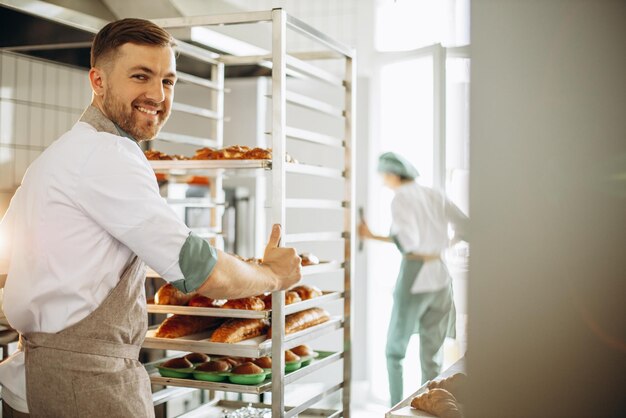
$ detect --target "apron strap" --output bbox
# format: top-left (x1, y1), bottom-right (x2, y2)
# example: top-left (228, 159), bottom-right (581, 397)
top-left (19, 333), bottom-right (141, 360)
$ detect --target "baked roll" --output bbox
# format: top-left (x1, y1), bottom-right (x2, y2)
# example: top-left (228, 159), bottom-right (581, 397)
top-left (427, 373), bottom-right (467, 403)
top-left (210, 319), bottom-right (269, 343)
top-left (410, 388), bottom-right (463, 418)
top-left (222, 296), bottom-right (265, 311)
top-left (262, 291), bottom-right (302, 310)
top-left (267, 308), bottom-right (330, 338)
top-left (155, 283), bottom-right (195, 306)
top-left (290, 284), bottom-right (323, 300)
top-left (188, 295), bottom-right (214, 308)
top-left (155, 315), bottom-right (223, 339)
top-left (300, 252), bottom-right (320, 266)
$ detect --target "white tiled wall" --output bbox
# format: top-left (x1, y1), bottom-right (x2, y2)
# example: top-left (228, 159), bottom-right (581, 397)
top-left (0, 52), bottom-right (92, 216)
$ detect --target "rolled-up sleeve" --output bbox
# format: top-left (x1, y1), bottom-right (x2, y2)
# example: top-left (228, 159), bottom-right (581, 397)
top-left (75, 141), bottom-right (217, 292)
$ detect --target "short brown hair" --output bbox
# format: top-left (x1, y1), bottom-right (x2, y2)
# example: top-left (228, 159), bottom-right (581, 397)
top-left (91, 18), bottom-right (176, 67)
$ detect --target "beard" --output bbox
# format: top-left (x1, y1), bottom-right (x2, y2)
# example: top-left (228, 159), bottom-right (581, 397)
top-left (102, 87), bottom-right (169, 141)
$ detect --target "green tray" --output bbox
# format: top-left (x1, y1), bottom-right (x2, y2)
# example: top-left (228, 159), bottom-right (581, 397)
top-left (193, 370), bottom-right (230, 382)
top-left (228, 372), bottom-right (268, 385)
top-left (156, 365), bottom-right (195, 379)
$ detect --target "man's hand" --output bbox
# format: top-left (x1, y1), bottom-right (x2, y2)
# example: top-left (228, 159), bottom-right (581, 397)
top-left (262, 224), bottom-right (302, 291)
top-left (358, 220), bottom-right (374, 239)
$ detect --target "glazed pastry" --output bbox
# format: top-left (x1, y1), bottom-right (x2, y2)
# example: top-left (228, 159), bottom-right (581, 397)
top-left (210, 319), bottom-right (269, 343)
top-left (284, 350), bottom-right (301, 363)
top-left (290, 285), bottom-right (323, 300)
top-left (162, 357), bottom-right (193, 369)
top-left (154, 283), bottom-right (195, 306)
top-left (427, 373), bottom-right (468, 403)
top-left (195, 360), bottom-right (231, 373)
top-left (222, 296), bottom-right (265, 311)
top-left (262, 291), bottom-right (302, 310)
top-left (232, 362), bottom-right (264, 375)
top-left (410, 388), bottom-right (463, 418)
top-left (253, 356), bottom-right (272, 369)
top-left (291, 345), bottom-right (313, 357)
top-left (267, 308), bottom-right (330, 338)
top-left (300, 253), bottom-right (320, 266)
top-left (155, 315), bottom-right (222, 338)
top-left (184, 352), bottom-right (209, 364)
top-left (188, 295), bottom-right (214, 308)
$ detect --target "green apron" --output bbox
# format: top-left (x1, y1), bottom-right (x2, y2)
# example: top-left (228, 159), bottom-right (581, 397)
top-left (386, 237), bottom-right (456, 406)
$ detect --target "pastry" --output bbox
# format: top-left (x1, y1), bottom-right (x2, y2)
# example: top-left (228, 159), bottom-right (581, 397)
top-left (184, 352), bottom-right (209, 364)
top-left (155, 315), bottom-right (223, 338)
top-left (161, 357), bottom-right (193, 369)
top-left (284, 350), bottom-right (301, 363)
top-left (154, 283), bottom-right (195, 306)
top-left (253, 356), bottom-right (272, 369)
top-left (427, 373), bottom-right (467, 403)
top-left (222, 296), bottom-right (265, 311)
top-left (261, 291), bottom-right (302, 310)
top-left (221, 357), bottom-right (243, 367)
top-left (267, 308), bottom-right (330, 338)
top-left (290, 284), bottom-right (323, 300)
top-left (232, 362), bottom-right (264, 375)
top-left (300, 252), bottom-right (320, 266)
top-left (210, 319), bottom-right (269, 343)
top-left (188, 295), bottom-right (214, 308)
top-left (291, 345), bottom-right (313, 358)
top-left (195, 360), bottom-right (231, 373)
top-left (410, 388), bottom-right (463, 418)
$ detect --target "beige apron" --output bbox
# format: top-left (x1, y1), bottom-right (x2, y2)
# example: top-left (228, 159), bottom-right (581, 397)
top-left (19, 256), bottom-right (154, 417)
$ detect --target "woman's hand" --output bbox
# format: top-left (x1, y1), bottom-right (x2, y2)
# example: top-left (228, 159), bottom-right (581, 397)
top-left (358, 220), bottom-right (374, 239)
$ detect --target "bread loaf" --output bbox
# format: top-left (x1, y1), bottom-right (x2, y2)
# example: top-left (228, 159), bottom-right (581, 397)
top-left (188, 295), bottom-right (214, 308)
top-left (222, 296), bottom-right (265, 311)
top-left (155, 283), bottom-right (195, 306)
top-left (210, 319), bottom-right (269, 343)
top-left (267, 308), bottom-right (330, 338)
top-left (155, 315), bottom-right (222, 338)
top-left (410, 388), bottom-right (463, 418)
top-left (427, 373), bottom-right (467, 403)
top-left (300, 252), bottom-right (320, 266)
top-left (262, 291), bottom-right (302, 310)
top-left (290, 285), bottom-right (323, 300)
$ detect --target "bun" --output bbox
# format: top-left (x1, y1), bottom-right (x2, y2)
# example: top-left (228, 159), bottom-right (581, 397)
top-left (427, 373), bottom-right (467, 403)
top-left (267, 308), bottom-right (330, 338)
top-left (290, 285), bottom-right (323, 301)
top-left (262, 291), bottom-right (302, 310)
top-left (155, 315), bottom-right (222, 339)
top-left (155, 283), bottom-right (195, 306)
top-left (210, 319), bottom-right (269, 343)
top-left (196, 360), bottom-right (231, 373)
top-left (284, 350), bottom-right (301, 363)
top-left (300, 253), bottom-right (320, 266)
top-left (222, 296), bottom-right (265, 311)
top-left (232, 362), bottom-right (264, 375)
top-left (188, 295), bottom-right (214, 308)
top-left (162, 357), bottom-right (193, 369)
top-left (291, 345), bottom-right (313, 357)
top-left (253, 356), bottom-right (272, 369)
top-left (221, 357), bottom-right (243, 367)
top-left (410, 388), bottom-right (463, 418)
top-left (184, 352), bottom-right (209, 363)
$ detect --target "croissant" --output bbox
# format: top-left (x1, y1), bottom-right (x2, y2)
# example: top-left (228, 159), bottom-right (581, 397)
top-left (210, 319), bottom-right (269, 343)
top-left (427, 373), bottom-right (467, 403)
top-left (222, 296), bottom-right (265, 311)
top-left (154, 284), bottom-right (195, 306)
top-left (410, 388), bottom-right (463, 418)
top-left (155, 315), bottom-right (223, 338)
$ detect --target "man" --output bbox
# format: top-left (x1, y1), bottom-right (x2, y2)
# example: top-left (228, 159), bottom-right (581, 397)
top-left (359, 152), bottom-right (468, 406)
top-left (0, 18), bottom-right (301, 417)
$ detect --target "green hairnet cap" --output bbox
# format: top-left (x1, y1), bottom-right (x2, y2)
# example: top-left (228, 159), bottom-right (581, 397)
top-left (377, 152), bottom-right (420, 179)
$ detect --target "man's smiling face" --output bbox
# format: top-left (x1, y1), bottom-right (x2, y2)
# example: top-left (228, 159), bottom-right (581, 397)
top-left (96, 43), bottom-right (176, 141)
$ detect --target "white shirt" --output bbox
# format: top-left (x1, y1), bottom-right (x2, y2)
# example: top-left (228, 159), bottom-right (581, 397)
top-left (390, 182), bottom-right (469, 294)
top-left (0, 120), bottom-right (191, 412)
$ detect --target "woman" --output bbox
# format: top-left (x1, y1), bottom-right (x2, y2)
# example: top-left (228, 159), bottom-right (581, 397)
top-left (359, 152), bottom-right (468, 406)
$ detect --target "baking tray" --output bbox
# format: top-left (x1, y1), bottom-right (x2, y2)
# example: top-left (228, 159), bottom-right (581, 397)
top-left (142, 316), bottom-right (342, 357)
top-left (149, 159), bottom-right (271, 171)
top-left (177, 399), bottom-right (340, 418)
top-left (146, 351), bottom-right (341, 394)
top-left (146, 290), bottom-right (342, 319)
